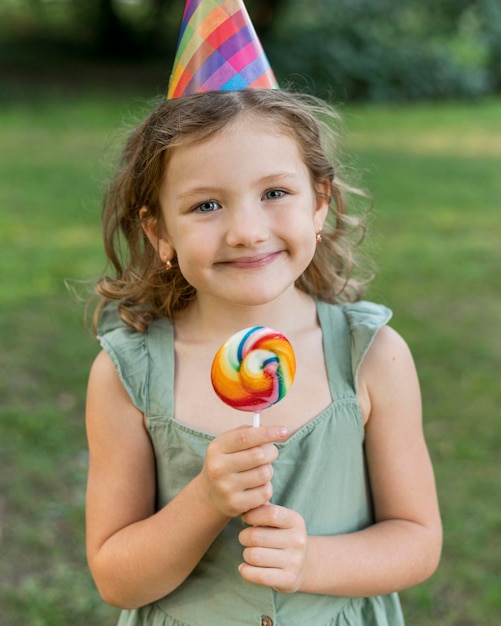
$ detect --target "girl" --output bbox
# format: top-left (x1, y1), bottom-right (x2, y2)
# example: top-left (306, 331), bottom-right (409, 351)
top-left (86, 89), bottom-right (442, 626)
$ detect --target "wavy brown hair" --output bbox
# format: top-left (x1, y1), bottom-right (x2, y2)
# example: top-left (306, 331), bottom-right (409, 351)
top-left (93, 89), bottom-right (372, 332)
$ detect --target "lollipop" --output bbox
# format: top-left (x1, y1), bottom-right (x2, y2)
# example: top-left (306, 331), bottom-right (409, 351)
top-left (211, 326), bottom-right (296, 426)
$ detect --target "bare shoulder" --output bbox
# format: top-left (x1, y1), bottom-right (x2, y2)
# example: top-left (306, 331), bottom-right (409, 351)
top-left (362, 324), bottom-right (415, 372)
top-left (357, 325), bottom-right (420, 425)
top-left (86, 349), bottom-right (150, 451)
top-left (88, 349), bottom-right (128, 398)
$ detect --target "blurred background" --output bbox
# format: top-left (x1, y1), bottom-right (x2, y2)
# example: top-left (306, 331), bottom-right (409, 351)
top-left (2, 0), bottom-right (501, 101)
top-left (1, 0), bottom-right (500, 624)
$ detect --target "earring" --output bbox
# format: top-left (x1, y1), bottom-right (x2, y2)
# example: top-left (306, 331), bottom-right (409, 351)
top-left (164, 257), bottom-right (172, 271)
top-left (316, 232), bottom-right (323, 244)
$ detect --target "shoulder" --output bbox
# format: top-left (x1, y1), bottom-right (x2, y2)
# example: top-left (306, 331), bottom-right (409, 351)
top-left (97, 308), bottom-right (148, 358)
top-left (88, 348), bottom-right (127, 395)
top-left (329, 300), bottom-right (418, 425)
top-left (87, 349), bottom-right (139, 415)
top-left (97, 306), bottom-right (172, 345)
top-left (340, 300), bottom-right (392, 329)
top-left (86, 350), bottom-right (147, 457)
top-left (96, 308), bottom-right (173, 415)
top-left (324, 300), bottom-right (393, 391)
top-left (360, 324), bottom-right (417, 386)
top-left (358, 323), bottom-right (420, 425)
top-left (339, 301), bottom-right (393, 360)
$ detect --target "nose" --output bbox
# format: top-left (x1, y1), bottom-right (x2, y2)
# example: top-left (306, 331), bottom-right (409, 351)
top-left (224, 204), bottom-right (269, 247)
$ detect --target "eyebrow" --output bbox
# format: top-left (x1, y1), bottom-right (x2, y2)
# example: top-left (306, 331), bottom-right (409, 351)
top-left (259, 172), bottom-right (299, 185)
top-left (176, 187), bottom-right (221, 201)
top-left (176, 172), bottom-right (299, 200)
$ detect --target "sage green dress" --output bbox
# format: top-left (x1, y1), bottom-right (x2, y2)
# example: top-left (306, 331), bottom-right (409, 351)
top-left (97, 300), bottom-right (405, 626)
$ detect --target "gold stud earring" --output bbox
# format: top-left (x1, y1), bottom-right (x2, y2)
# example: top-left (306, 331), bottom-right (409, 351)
top-left (316, 232), bottom-right (323, 244)
top-left (164, 258), bottom-right (172, 271)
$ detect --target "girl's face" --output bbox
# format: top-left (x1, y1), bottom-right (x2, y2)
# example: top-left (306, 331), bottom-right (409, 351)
top-left (152, 115), bottom-right (328, 310)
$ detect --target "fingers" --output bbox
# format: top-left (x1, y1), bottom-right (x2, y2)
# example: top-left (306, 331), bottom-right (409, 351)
top-left (218, 425), bottom-right (288, 454)
top-left (238, 505), bottom-right (309, 594)
top-left (240, 504), bottom-right (300, 550)
top-left (201, 426), bottom-right (288, 518)
top-left (241, 502), bottom-right (290, 529)
top-left (208, 441), bottom-right (277, 478)
top-left (206, 426), bottom-right (286, 478)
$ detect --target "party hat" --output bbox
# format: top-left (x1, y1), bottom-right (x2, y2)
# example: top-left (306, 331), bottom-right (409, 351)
top-left (167, 0), bottom-right (278, 99)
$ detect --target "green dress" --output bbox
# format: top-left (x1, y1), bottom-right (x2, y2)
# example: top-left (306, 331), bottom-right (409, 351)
top-left (97, 300), bottom-right (405, 626)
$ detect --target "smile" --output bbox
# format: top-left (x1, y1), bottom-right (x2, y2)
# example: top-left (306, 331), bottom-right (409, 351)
top-left (216, 251), bottom-right (283, 269)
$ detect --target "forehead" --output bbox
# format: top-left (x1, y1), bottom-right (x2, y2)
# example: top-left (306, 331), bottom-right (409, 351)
top-left (170, 115), bottom-right (301, 165)
top-left (173, 111), bottom-right (299, 154)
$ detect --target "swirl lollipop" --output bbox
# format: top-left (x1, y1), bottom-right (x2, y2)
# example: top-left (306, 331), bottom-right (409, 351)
top-left (211, 326), bottom-right (296, 427)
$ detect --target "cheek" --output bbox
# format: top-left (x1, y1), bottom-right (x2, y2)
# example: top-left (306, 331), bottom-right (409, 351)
top-left (172, 233), bottom-right (213, 278)
top-left (164, 220), bottom-right (196, 256)
top-left (174, 251), bottom-right (201, 288)
top-left (298, 212), bottom-right (318, 253)
top-left (286, 220), bottom-right (316, 262)
top-left (288, 206), bottom-right (317, 237)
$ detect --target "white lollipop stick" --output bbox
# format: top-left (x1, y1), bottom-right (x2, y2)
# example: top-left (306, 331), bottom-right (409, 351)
top-left (253, 412), bottom-right (261, 428)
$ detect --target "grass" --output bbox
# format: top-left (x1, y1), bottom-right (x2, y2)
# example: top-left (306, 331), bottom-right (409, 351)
top-left (345, 100), bottom-right (501, 624)
top-left (1, 84), bottom-right (500, 624)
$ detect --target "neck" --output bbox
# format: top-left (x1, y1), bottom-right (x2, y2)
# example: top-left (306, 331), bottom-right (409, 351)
top-left (175, 289), bottom-right (316, 342)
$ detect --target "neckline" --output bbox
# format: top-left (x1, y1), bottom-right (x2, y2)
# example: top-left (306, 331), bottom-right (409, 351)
top-left (154, 395), bottom-right (361, 448)
top-left (149, 300), bottom-right (360, 445)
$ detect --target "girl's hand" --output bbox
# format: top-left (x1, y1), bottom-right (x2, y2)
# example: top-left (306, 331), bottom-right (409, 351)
top-left (200, 426), bottom-right (288, 518)
top-left (238, 504), bottom-right (309, 593)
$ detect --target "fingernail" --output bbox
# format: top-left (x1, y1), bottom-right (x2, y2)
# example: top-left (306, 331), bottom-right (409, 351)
top-left (278, 427), bottom-right (288, 438)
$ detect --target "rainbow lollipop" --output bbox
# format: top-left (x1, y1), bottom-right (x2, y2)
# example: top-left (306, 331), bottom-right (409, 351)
top-left (211, 326), bottom-right (296, 426)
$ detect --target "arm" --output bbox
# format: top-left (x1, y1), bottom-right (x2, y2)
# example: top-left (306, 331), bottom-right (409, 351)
top-left (86, 350), bottom-right (288, 609)
top-left (239, 326), bottom-right (442, 596)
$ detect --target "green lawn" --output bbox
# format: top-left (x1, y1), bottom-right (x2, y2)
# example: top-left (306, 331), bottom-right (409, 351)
top-left (1, 91), bottom-right (500, 625)
top-left (346, 99), bottom-right (501, 624)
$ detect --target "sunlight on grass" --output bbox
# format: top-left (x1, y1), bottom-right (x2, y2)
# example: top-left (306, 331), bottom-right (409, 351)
top-left (352, 131), bottom-right (501, 156)
top-left (346, 99), bottom-right (501, 156)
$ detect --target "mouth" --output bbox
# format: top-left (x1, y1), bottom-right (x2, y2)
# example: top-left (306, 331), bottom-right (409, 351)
top-left (216, 251), bottom-right (283, 269)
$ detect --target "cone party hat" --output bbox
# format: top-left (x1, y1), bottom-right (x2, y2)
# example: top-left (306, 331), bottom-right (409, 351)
top-left (167, 0), bottom-right (278, 99)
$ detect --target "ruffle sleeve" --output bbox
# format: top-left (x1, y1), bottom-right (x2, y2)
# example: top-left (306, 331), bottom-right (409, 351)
top-left (96, 307), bottom-right (150, 415)
top-left (341, 300), bottom-right (392, 392)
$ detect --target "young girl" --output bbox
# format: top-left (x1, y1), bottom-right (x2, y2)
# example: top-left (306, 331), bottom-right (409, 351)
top-left (86, 88), bottom-right (442, 626)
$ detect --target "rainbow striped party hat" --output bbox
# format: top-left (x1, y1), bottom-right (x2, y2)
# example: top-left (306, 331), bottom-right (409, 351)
top-left (167, 0), bottom-right (278, 99)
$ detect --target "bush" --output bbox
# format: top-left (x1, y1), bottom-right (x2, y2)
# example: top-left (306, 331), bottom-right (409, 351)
top-left (478, 0), bottom-right (501, 90)
top-left (268, 0), bottom-right (493, 102)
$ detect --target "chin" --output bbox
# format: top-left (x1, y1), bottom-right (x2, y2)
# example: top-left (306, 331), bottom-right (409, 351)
top-left (222, 287), bottom-right (293, 309)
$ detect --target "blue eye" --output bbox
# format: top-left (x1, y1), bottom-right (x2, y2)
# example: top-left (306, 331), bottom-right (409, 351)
top-left (194, 200), bottom-right (220, 213)
top-left (263, 189), bottom-right (286, 200)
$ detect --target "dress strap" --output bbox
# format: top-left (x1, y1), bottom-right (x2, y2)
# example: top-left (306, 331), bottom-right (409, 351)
top-left (316, 300), bottom-right (356, 400)
top-left (97, 308), bottom-right (175, 419)
top-left (316, 300), bottom-right (393, 400)
top-left (145, 317), bottom-right (175, 419)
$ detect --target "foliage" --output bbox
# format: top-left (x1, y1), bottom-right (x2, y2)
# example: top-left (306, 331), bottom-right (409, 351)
top-left (1, 0), bottom-right (501, 102)
top-left (478, 0), bottom-right (501, 90)
top-left (269, 0), bottom-right (496, 101)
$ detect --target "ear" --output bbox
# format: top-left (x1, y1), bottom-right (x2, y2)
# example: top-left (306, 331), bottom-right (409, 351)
top-left (313, 179), bottom-right (330, 232)
top-left (139, 207), bottom-right (175, 263)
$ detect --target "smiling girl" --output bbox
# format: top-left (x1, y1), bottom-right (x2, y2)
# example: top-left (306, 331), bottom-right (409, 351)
top-left (86, 89), bottom-right (441, 626)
